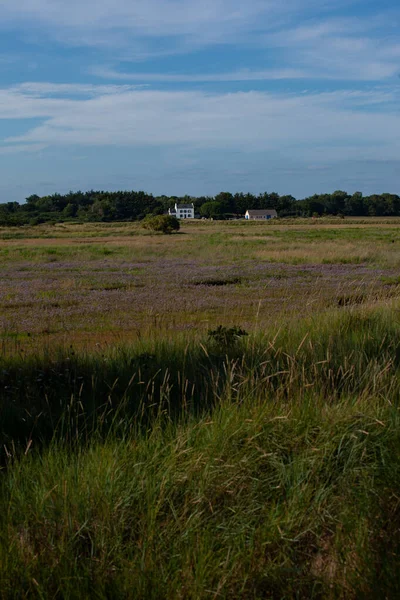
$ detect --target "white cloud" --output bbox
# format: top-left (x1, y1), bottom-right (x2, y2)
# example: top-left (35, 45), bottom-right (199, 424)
top-left (1, 1), bottom-right (399, 84)
top-left (0, 143), bottom-right (46, 155)
top-left (82, 12), bottom-right (400, 82)
top-left (17, 82), bottom-right (145, 96)
top-left (0, 0), bottom-right (289, 59)
top-left (2, 0), bottom-right (389, 54)
top-left (294, 35), bottom-right (400, 81)
top-left (90, 59), bottom-right (398, 83)
top-left (0, 0), bottom-right (281, 38)
top-left (250, 16), bottom-right (400, 82)
top-left (1, 83), bottom-right (399, 164)
top-left (90, 67), bottom-right (310, 82)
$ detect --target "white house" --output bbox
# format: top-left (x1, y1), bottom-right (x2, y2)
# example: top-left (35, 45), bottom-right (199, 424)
top-left (245, 209), bottom-right (278, 220)
top-left (168, 203), bottom-right (195, 219)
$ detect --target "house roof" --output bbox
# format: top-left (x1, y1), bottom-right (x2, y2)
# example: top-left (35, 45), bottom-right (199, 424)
top-left (246, 209), bottom-right (278, 216)
top-left (176, 203), bottom-right (194, 209)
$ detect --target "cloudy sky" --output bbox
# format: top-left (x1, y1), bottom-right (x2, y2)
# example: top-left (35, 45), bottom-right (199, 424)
top-left (0, 0), bottom-right (399, 201)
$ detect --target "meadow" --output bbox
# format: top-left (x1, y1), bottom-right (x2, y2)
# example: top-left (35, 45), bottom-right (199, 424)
top-left (1, 217), bottom-right (400, 352)
top-left (0, 217), bottom-right (400, 598)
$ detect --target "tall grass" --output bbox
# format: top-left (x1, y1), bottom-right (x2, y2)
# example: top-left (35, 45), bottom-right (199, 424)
top-left (0, 304), bottom-right (400, 597)
top-left (2, 395), bottom-right (400, 598)
top-left (1, 303), bottom-right (399, 449)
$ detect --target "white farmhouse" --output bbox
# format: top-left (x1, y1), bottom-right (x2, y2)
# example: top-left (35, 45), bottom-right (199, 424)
top-left (168, 203), bottom-right (195, 219)
top-left (245, 209), bottom-right (278, 220)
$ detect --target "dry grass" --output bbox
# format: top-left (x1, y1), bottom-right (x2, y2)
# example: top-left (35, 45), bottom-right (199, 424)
top-left (1, 218), bottom-right (399, 354)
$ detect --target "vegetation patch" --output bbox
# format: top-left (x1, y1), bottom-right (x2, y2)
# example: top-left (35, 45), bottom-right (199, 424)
top-left (193, 276), bottom-right (242, 286)
top-left (142, 214), bottom-right (180, 234)
top-left (336, 293), bottom-right (367, 306)
top-left (381, 275), bottom-right (400, 286)
top-left (207, 324), bottom-right (248, 351)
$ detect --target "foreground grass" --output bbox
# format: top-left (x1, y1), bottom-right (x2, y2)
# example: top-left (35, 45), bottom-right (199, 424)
top-left (1, 303), bottom-right (400, 598)
top-left (1, 302), bottom-right (400, 447)
top-left (2, 394), bottom-right (399, 599)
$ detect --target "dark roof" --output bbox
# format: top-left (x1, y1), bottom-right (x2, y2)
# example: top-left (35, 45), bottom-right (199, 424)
top-left (176, 203), bottom-right (194, 209)
top-left (246, 209), bottom-right (278, 216)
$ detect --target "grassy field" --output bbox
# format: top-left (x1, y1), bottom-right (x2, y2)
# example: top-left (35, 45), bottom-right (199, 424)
top-left (0, 218), bottom-right (400, 598)
top-left (1, 217), bottom-right (400, 353)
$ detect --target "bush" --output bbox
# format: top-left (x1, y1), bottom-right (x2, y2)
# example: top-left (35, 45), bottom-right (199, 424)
top-left (142, 215), bottom-right (180, 234)
top-left (29, 216), bottom-right (45, 226)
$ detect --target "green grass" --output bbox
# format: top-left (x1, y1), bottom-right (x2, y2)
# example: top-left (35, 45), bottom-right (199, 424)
top-left (1, 219), bottom-right (400, 597)
top-left (1, 304), bottom-right (400, 598)
top-left (2, 395), bottom-right (399, 599)
top-left (1, 303), bottom-right (399, 446)
top-left (0, 245), bottom-right (126, 263)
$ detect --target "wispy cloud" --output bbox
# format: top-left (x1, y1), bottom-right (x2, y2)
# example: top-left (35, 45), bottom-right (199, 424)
top-left (16, 82), bottom-right (146, 96)
top-left (90, 67), bottom-right (310, 82)
top-left (76, 9), bottom-right (400, 82)
top-left (0, 0), bottom-right (282, 40)
top-left (91, 58), bottom-right (399, 83)
top-left (0, 143), bottom-right (46, 155)
top-left (1, 1), bottom-right (399, 85)
top-left (3, 0), bottom-right (394, 53)
top-left (251, 16), bottom-right (400, 82)
top-left (1, 83), bottom-right (399, 164)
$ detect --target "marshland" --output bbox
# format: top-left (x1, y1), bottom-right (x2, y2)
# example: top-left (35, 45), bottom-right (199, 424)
top-left (1, 217), bottom-right (400, 598)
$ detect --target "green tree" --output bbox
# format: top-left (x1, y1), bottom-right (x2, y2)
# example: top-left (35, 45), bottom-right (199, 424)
top-left (214, 192), bottom-right (234, 213)
top-left (62, 203), bottom-right (78, 218)
top-left (200, 202), bottom-right (224, 219)
top-left (345, 192), bottom-right (365, 216)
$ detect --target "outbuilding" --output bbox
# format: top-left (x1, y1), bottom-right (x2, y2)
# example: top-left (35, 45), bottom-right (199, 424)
top-left (245, 209), bottom-right (278, 220)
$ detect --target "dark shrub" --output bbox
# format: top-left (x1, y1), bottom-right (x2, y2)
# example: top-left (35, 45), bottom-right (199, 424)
top-left (142, 215), bottom-right (180, 234)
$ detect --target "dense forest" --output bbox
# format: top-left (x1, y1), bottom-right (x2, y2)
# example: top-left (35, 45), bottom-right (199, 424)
top-left (0, 189), bottom-right (399, 225)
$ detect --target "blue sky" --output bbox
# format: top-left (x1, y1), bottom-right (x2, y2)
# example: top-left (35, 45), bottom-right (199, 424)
top-left (0, 0), bottom-right (399, 202)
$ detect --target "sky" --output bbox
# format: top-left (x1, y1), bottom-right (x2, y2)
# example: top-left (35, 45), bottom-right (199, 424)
top-left (0, 0), bottom-right (399, 202)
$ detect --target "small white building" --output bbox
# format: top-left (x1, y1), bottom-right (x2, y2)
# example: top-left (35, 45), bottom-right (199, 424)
top-left (168, 203), bottom-right (195, 219)
top-left (245, 209), bottom-right (278, 220)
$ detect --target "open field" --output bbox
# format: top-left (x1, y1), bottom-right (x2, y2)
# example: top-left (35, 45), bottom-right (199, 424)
top-left (1, 218), bottom-right (400, 353)
top-left (1, 218), bottom-right (400, 598)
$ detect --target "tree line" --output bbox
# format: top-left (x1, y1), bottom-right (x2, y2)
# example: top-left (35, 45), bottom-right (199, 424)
top-left (0, 189), bottom-right (399, 225)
